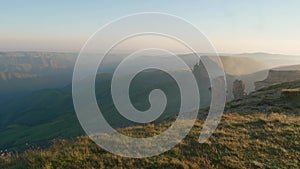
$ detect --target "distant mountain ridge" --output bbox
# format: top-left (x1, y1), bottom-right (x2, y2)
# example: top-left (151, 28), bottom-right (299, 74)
top-left (1, 51), bottom-right (299, 103)
top-left (0, 52), bottom-right (77, 104)
top-left (0, 51), bottom-right (76, 81)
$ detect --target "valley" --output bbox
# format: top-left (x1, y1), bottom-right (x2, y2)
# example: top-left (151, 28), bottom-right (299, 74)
top-left (0, 52), bottom-right (300, 168)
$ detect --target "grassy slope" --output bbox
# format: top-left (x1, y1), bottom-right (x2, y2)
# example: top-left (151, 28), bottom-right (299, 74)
top-left (1, 112), bottom-right (299, 169)
top-left (1, 77), bottom-right (300, 168)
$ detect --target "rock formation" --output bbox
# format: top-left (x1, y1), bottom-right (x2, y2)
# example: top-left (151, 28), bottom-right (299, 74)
top-left (232, 79), bottom-right (246, 99)
top-left (255, 70), bottom-right (300, 90)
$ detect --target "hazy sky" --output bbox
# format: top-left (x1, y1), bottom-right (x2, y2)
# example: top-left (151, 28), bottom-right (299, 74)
top-left (1, 0), bottom-right (300, 55)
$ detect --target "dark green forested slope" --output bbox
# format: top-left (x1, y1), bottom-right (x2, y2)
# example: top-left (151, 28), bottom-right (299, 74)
top-left (0, 68), bottom-right (210, 151)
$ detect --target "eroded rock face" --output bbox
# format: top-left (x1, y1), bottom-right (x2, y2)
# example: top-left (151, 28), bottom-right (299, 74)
top-left (255, 70), bottom-right (300, 90)
top-left (232, 79), bottom-right (246, 99)
top-left (192, 61), bottom-right (211, 107)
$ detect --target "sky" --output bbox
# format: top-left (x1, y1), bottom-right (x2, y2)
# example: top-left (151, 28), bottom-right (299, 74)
top-left (1, 0), bottom-right (300, 55)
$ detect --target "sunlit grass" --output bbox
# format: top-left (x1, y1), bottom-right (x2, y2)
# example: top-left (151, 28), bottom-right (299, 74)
top-left (1, 112), bottom-right (299, 169)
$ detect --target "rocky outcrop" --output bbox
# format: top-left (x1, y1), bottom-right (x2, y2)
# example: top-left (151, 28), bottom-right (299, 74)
top-left (255, 70), bottom-right (300, 90)
top-left (232, 79), bottom-right (247, 99)
top-left (227, 79), bottom-right (300, 113)
top-left (192, 61), bottom-right (211, 107)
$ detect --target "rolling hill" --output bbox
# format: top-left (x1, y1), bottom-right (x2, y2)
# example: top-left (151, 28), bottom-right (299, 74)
top-left (220, 56), bottom-right (268, 76)
top-left (0, 65), bottom-right (212, 151)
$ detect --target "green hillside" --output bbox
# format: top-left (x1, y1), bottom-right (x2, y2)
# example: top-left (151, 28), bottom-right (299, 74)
top-left (0, 66), bottom-right (211, 151)
top-left (1, 79), bottom-right (300, 168)
top-left (0, 112), bottom-right (83, 152)
top-left (1, 111), bottom-right (299, 168)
